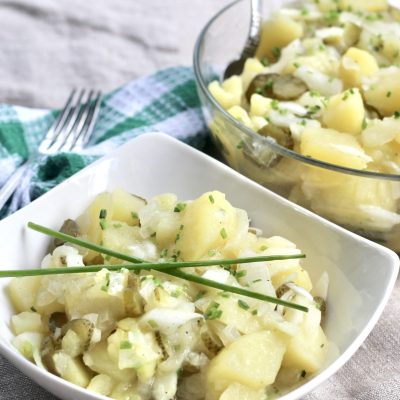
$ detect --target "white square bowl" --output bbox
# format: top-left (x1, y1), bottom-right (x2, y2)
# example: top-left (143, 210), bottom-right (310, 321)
top-left (0, 132), bottom-right (398, 400)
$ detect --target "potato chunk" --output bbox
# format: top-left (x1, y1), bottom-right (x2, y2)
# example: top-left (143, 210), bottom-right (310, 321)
top-left (317, 0), bottom-right (387, 11)
top-left (11, 311), bottom-right (43, 335)
top-left (8, 276), bottom-right (41, 313)
top-left (111, 189), bottom-right (146, 226)
top-left (339, 47), bottom-right (378, 89)
top-left (339, 0), bottom-right (387, 12)
top-left (53, 351), bottom-right (91, 388)
top-left (208, 76), bottom-right (243, 110)
top-left (219, 383), bottom-right (266, 400)
top-left (176, 191), bottom-right (239, 260)
top-left (206, 331), bottom-right (286, 398)
top-left (364, 69), bottom-right (400, 117)
top-left (300, 127), bottom-right (371, 169)
top-left (87, 374), bottom-right (114, 396)
top-left (322, 89), bottom-right (365, 135)
top-left (256, 15), bottom-right (303, 60)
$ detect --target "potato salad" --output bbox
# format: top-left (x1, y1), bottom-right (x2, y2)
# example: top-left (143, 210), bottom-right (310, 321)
top-left (8, 189), bottom-right (328, 400)
top-left (208, 0), bottom-right (400, 250)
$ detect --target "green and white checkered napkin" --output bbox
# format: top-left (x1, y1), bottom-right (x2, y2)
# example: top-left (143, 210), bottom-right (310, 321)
top-left (0, 67), bottom-right (208, 218)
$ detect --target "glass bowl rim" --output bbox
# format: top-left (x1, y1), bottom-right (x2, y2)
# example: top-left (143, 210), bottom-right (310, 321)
top-left (193, 0), bottom-right (400, 182)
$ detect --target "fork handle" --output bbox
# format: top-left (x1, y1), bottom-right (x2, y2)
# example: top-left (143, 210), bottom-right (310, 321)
top-left (0, 163), bottom-right (30, 210)
top-left (242, 0), bottom-right (262, 59)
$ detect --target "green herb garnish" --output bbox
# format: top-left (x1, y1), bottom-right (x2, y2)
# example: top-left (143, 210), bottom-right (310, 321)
top-left (238, 299), bottom-right (250, 310)
top-left (272, 47), bottom-right (281, 60)
top-left (120, 340), bottom-right (132, 350)
top-left (174, 203), bottom-right (187, 213)
top-left (209, 194), bottom-right (215, 204)
top-left (220, 228), bottom-right (227, 239)
top-left (99, 219), bottom-right (108, 230)
top-left (99, 209), bottom-right (107, 219)
top-left (16, 222), bottom-right (309, 312)
top-left (204, 302), bottom-right (223, 320)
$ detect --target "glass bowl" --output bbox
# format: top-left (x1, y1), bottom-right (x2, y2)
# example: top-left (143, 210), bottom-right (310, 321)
top-left (193, 0), bottom-right (400, 253)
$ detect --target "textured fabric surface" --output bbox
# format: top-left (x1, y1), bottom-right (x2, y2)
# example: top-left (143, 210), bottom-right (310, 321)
top-left (0, 1), bottom-right (399, 400)
top-left (0, 66), bottom-right (208, 217)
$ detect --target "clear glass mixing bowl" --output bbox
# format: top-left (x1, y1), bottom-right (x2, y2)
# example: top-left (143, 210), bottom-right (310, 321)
top-left (193, 0), bottom-right (400, 252)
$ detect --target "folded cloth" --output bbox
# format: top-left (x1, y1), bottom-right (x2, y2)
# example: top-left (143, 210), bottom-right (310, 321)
top-left (0, 66), bottom-right (208, 218)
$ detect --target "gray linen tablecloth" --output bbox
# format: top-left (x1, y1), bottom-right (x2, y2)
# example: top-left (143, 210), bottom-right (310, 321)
top-left (0, 1), bottom-right (399, 399)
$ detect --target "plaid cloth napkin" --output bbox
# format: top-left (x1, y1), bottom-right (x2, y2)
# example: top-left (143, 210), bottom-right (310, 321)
top-left (0, 66), bottom-right (208, 218)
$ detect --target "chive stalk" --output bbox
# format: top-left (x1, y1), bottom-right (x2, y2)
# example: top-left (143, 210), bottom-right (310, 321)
top-left (24, 222), bottom-right (308, 312)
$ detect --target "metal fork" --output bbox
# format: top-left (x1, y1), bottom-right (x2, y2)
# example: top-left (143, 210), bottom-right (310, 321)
top-left (0, 89), bottom-right (102, 211)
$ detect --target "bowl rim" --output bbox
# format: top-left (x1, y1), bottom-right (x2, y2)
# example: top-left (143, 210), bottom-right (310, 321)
top-left (192, 0), bottom-right (400, 182)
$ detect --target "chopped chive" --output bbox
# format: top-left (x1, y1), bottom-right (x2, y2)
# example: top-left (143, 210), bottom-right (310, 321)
top-left (174, 203), bottom-right (187, 213)
top-left (151, 232), bottom-right (156, 238)
top-left (194, 290), bottom-right (206, 301)
top-left (220, 228), bottom-right (227, 239)
top-left (387, 91), bottom-right (392, 98)
top-left (209, 194), bottom-right (215, 204)
top-left (252, 278), bottom-right (262, 283)
top-left (99, 209), bottom-right (107, 219)
top-left (131, 212), bottom-right (138, 220)
top-left (120, 340), bottom-right (132, 350)
top-left (160, 249), bottom-right (168, 258)
top-left (23, 222), bottom-right (309, 312)
top-left (99, 219), bottom-right (108, 230)
top-left (238, 299), bottom-right (250, 310)
top-left (30, 306), bottom-right (37, 313)
top-left (251, 309), bottom-right (258, 315)
top-left (204, 302), bottom-right (222, 320)
top-left (395, 111), bottom-right (400, 119)
top-left (301, 370), bottom-right (307, 378)
top-left (362, 118), bottom-right (368, 130)
top-left (148, 320), bottom-right (158, 329)
top-left (235, 270), bottom-right (247, 279)
top-left (272, 47), bottom-right (281, 60)
top-left (236, 140), bottom-right (244, 149)
top-left (271, 99), bottom-right (279, 110)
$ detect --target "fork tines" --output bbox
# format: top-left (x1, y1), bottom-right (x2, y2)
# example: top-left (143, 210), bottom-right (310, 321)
top-left (39, 89), bottom-right (102, 154)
